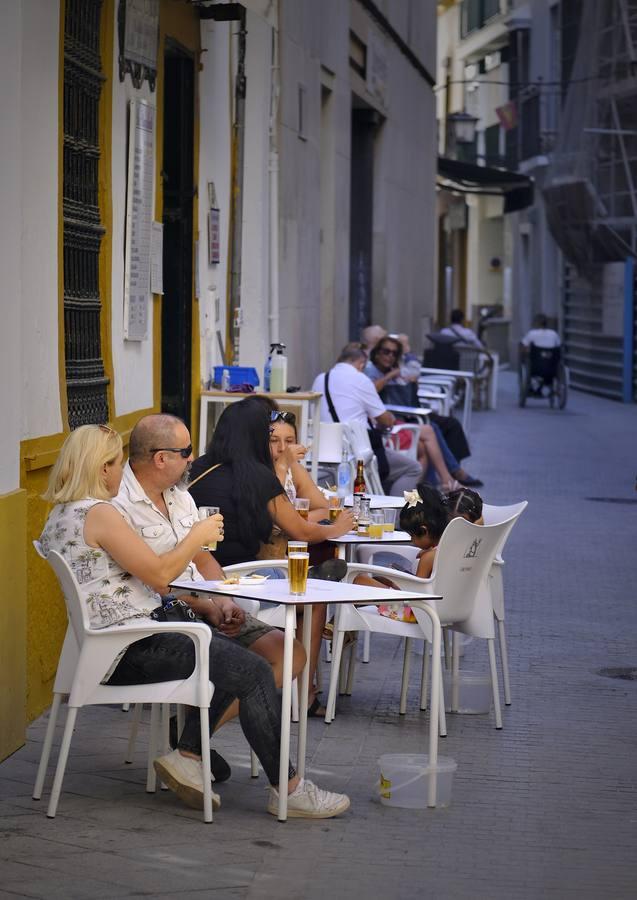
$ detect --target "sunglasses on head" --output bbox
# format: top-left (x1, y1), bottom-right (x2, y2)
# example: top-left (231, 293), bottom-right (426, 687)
top-left (98, 424), bottom-right (117, 435)
top-left (270, 410), bottom-right (296, 425)
top-left (151, 444), bottom-right (193, 459)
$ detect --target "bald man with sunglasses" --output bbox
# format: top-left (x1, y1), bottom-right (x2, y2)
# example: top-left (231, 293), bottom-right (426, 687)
top-left (112, 414), bottom-right (304, 781)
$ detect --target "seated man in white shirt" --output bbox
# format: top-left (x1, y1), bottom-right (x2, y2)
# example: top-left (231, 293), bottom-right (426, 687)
top-left (113, 414), bottom-right (304, 781)
top-left (440, 309), bottom-right (484, 348)
top-left (520, 313), bottom-right (561, 350)
top-left (311, 343), bottom-right (422, 496)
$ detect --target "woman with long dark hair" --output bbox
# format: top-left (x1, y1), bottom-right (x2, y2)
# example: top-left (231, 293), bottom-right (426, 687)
top-left (188, 397), bottom-right (353, 566)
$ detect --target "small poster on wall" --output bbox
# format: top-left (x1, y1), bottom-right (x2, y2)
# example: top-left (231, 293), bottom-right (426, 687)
top-left (124, 99), bottom-right (155, 340)
top-left (208, 208), bottom-right (220, 265)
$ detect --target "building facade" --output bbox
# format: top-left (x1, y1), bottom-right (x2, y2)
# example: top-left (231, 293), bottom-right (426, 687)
top-left (0, 0), bottom-right (437, 758)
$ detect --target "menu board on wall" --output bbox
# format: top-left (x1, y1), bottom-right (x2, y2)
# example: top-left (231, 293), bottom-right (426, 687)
top-left (124, 99), bottom-right (155, 341)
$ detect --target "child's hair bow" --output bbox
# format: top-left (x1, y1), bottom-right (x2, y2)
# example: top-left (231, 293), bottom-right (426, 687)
top-left (403, 489), bottom-right (422, 508)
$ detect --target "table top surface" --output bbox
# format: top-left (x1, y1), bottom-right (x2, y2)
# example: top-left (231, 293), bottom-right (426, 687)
top-left (170, 576), bottom-right (439, 606)
top-left (343, 493), bottom-right (405, 509)
top-left (385, 404), bottom-right (432, 417)
top-left (328, 530), bottom-right (412, 545)
top-left (420, 368), bottom-right (474, 379)
top-left (201, 390), bottom-right (322, 400)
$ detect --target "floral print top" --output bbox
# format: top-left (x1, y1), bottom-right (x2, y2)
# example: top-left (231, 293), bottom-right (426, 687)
top-left (39, 498), bottom-right (160, 629)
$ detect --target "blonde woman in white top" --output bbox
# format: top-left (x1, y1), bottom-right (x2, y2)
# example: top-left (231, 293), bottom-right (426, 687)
top-left (39, 424), bottom-right (350, 820)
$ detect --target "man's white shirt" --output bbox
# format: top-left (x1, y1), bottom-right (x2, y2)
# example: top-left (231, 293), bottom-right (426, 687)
top-left (440, 324), bottom-right (483, 348)
top-left (311, 362), bottom-right (386, 426)
top-left (112, 461), bottom-right (201, 582)
top-left (521, 328), bottom-right (561, 348)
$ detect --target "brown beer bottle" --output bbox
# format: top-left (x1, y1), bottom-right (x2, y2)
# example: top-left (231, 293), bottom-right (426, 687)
top-left (353, 459), bottom-right (367, 495)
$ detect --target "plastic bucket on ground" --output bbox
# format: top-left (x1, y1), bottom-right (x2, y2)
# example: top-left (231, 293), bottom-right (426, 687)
top-left (444, 670), bottom-right (492, 714)
top-left (378, 754), bottom-right (457, 809)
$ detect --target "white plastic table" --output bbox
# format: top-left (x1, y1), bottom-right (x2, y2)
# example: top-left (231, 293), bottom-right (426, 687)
top-left (343, 494), bottom-right (405, 509)
top-left (329, 529), bottom-right (412, 562)
top-left (170, 575), bottom-right (441, 820)
top-left (385, 404), bottom-right (432, 421)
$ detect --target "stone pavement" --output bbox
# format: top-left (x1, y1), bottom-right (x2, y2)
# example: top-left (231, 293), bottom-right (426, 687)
top-left (1, 373), bottom-right (636, 900)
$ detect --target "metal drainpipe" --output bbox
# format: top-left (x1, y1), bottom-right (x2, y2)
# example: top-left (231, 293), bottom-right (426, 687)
top-left (268, 23), bottom-right (280, 346)
top-left (229, 6), bottom-right (247, 362)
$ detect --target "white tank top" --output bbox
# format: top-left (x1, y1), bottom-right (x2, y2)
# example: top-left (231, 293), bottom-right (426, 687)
top-left (39, 498), bottom-right (160, 629)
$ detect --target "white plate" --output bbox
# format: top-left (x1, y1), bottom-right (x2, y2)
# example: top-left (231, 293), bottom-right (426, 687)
top-left (220, 574), bottom-right (270, 587)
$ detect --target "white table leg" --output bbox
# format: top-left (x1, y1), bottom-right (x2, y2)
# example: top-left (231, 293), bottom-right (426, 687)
top-left (277, 604), bottom-right (296, 822)
top-left (297, 603), bottom-right (312, 777)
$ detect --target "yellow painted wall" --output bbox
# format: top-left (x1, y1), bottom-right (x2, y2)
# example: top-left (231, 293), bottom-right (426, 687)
top-left (0, 489), bottom-right (27, 759)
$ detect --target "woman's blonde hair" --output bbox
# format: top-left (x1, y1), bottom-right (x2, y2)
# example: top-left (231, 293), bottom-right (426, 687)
top-left (42, 425), bottom-right (123, 503)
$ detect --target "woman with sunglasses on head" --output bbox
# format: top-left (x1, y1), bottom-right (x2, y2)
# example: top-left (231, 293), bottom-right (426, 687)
top-left (365, 336), bottom-right (478, 491)
top-left (39, 424), bottom-right (350, 818)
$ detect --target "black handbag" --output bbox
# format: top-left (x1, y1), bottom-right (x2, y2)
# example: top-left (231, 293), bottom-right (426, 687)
top-left (150, 594), bottom-right (197, 623)
top-left (324, 370), bottom-right (390, 482)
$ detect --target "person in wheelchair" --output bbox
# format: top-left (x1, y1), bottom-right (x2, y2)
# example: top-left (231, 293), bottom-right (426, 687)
top-left (520, 314), bottom-right (561, 397)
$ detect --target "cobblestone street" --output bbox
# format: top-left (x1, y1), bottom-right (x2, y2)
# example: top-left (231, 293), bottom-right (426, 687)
top-left (1, 374), bottom-right (636, 900)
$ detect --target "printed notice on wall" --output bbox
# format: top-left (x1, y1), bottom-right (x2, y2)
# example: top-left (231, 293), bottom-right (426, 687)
top-left (150, 221), bottom-right (163, 294)
top-left (124, 99), bottom-right (155, 340)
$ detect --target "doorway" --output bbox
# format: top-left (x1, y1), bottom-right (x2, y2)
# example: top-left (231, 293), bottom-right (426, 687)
top-left (349, 106), bottom-right (380, 340)
top-left (161, 42), bottom-right (195, 426)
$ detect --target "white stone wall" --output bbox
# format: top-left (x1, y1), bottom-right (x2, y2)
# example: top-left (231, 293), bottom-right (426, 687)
top-left (277, 0), bottom-right (438, 386)
top-left (0, 1), bottom-right (24, 492)
top-left (19, 0), bottom-right (63, 443)
top-left (109, 2), bottom-right (156, 416)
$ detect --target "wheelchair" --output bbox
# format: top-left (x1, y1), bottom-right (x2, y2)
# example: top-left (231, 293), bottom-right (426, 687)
top-left (518, 344), bottom-right (568, 409)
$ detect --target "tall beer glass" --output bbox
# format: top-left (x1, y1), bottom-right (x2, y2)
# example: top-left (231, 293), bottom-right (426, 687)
top-left (288, 552), bottom-right (309, 595)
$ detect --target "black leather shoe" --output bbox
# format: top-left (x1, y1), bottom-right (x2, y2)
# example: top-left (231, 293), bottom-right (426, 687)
top-left (308, 558), bottom-right (347, 582)
top-left (456, 474), bottom-right (484, 488)
top-left (169, 716), bottom-right (231, 783)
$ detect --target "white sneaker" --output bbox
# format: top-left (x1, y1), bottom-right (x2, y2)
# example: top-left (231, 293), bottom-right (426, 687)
top-left (268, 778), bottom-right (350, 819)
top-left (154, 749), bottom-right (221, 811)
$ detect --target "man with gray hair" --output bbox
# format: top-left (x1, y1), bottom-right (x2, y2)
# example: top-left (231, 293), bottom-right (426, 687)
top-left (311, 344), bottom-right (422, 496)
top-left (113, 413), bottom-right (304, 781)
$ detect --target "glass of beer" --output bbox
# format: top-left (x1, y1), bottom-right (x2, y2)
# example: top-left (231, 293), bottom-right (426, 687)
top-left (328, 496), bottom-right (343, 521)
top-left (383, 509), bottom-right (397, 533)
top-left (288, 552), bottom-right (310, 595)
top-left (294, 498), bottom-right (310, 519)
top-left (368, 511), bottom-right (384, 539)
top-left (287, 540), bottom-right (308, 555)
top-left (198, 506), bottom-right (220, 551)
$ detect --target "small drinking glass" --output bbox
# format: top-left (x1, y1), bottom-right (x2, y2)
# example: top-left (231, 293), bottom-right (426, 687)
top-left (294, 498), bottom-right (310, 520)
top-left (288, 552), bottom-right (310, 596)
top-left (368, 511), bottom-right (384, 539)
top-left (328, 496), bottom-right (343, 522)
top-left (357, 497), bottom-right (371, 536)
top-left (383, 508), bottom-right (397, 533)
top-left (198, 506), bottom-right (220, 551)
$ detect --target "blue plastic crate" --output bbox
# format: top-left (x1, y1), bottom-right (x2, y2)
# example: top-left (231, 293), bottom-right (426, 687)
top-left (212, 366), bottom-right (260, 388)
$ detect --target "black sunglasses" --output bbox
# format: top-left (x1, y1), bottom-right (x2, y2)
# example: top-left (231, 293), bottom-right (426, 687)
top-left (378, 347), bottom-right (398, 356)
top-left (270, 410), bottom-right (296, 425)
top-left (151, 444), bottom-right (193, 459)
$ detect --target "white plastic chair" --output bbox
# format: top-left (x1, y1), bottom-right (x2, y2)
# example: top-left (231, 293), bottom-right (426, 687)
top-left (342, 421), bottom-right (385, 494)
top-left (39, 550), bottom-right (217, 822)
top-left (325, 515), bottom-right (523, 730)
top-left (481, 500), bottom-right (528, 705)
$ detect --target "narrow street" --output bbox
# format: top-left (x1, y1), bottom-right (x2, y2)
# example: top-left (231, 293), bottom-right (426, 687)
top-left (1, 375), bottom-right (636, 900)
